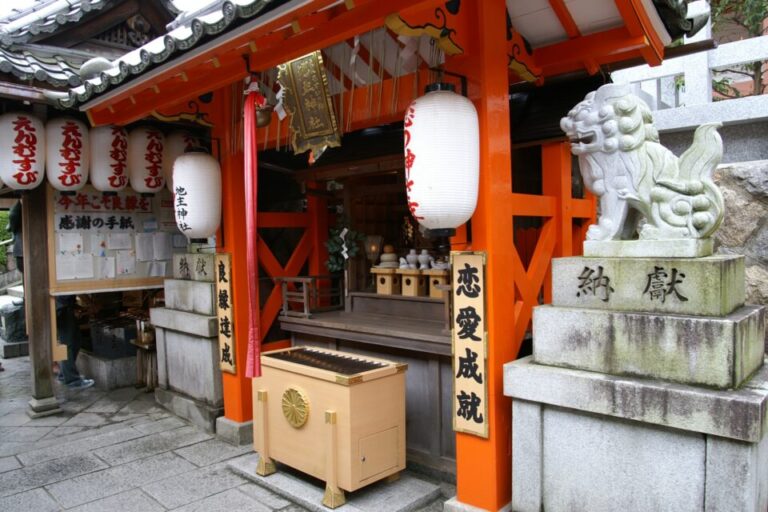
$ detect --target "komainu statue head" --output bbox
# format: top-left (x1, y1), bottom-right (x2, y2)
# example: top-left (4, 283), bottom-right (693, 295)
top-left (560, 83), bottom-right (724, 242)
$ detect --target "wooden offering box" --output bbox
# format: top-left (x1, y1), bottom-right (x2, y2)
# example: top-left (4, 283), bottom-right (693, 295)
top-left (253, 347), bottom-right (407, 508)
top-left (370, 267), bottom-right (400, 295)
top-left (396, 268), bottom-right (426, 297)
top-left (423, 269), bottom-right (449, 299)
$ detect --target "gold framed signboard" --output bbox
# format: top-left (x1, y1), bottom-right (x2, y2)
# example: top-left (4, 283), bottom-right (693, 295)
top-left (278, 50), bottom-right (341, 157)
top-left (215, 253), bottom-right (236, 374)
top-left (450, 251), bottom-right (488, 438)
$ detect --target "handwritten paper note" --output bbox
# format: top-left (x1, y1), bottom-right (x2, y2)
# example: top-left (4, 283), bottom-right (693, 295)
top-left (135, 233), bottom-right (155, 262)
top-left (96, 257), bottom-right (116, 279)
top-left (107, 233), bottom-right (132, 250)
top-left (116, 250), bottom-right (136, 275)
top-left (149, 261), bottom-right (167, 277)
top-left (58, 233), bottom-right (83, 254)
top-left (153, 232), bottom-right (172, 261)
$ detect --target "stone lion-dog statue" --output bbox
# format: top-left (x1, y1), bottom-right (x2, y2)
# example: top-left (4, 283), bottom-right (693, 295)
top-left (560, 83), bottom-right (724, 241)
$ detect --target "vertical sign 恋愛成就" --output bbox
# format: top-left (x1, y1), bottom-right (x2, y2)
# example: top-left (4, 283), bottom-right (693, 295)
top-left (450, 251), bottom-right (488, 438)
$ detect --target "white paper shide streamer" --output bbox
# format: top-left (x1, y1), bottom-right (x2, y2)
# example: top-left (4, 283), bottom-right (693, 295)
top-left (173, 151), bottom-right (222, 239)
top-left (0, 112), bottom-right (45, 190)
top-left (90, 125), bottom-right (128, 192)
top-left (46, 117), bottom-right (89, 192)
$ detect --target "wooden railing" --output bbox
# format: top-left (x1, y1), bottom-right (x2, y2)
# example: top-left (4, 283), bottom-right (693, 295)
top-left (275, 275), bottom-right (344, 318)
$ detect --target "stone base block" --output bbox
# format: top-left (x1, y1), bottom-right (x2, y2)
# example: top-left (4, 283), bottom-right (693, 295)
top-left (0, 338), bottom-right (28, 358)
top-left (552, 254), bottom-right (744, 316)
top-left (27, 397), bottom-right (62, 418)
top-left (155, 387), bottom-right (222, 433)
top-left (228, 453), bottom-right (442, 512)
top-left (442, 497), bottom-right (511, 512)
top-left (533, 304), bottom-right (765, 388)
top-left (164, 279), bottom-right (216, 316)
top-left (77, 351), bottom-right (136, 390)
top-left (216, 417), bottom-right (253, 446)
top-left (504, 356), bottom-right (768, 442)
top-left (509, 399), bottom-right (768, 512)
top-left (583, 238), bottom-right (714, 258)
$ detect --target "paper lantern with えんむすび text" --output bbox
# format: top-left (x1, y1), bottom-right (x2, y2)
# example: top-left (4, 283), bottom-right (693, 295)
top-left (90, 125), bottom-right (128, 192)
top-left (46, 117), bottom-right (90, 192)
top-left (0, 112), bottom-right (45, 190)
top-left (173, 151), bottom-right (221, 239)
top-left (128, 126), bottom-right (165, 193)
top-left (163, 130), bottom-right (197, 191)
top-left (403, 83), bottom-right (479, 236)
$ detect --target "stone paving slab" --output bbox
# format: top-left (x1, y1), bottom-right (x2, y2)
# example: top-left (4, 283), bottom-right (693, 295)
top-left (93, 425), bottom-right (212, 466)
top-left (142, 462), bottom-right (246, 509)
top-left (68, 488), bottom-right (165, 512)
top-left (175, 438), bottom-right (253, 467)
top-left (45, 451), bottom-right (196, 508)
top-left (0, 452), bottom-right (108, 497)
top-left (229, 453), bottom-right (442, 512)
top-left (238, 482), bottom-right (292, 510)
top-left (0, 456), bottom-right (20, 474)
top-left (0, 487), bottom-right (60, 511)
top-left (133, 415), bottom-right (187, 435)
top-left (171, 487), bottom-right (274, 512)
top-left (18, 425), bottom-right (146, 466)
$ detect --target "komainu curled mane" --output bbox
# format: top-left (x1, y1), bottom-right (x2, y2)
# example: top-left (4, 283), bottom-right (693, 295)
top-left (560, 83), bottom-right (724, 241)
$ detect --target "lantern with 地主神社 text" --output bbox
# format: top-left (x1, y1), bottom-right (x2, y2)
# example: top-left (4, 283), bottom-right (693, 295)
top-left (46, 117), bottom-right (89, 192)
top-left (90, 125), bottom-right (128, 192)
top-left (128, 126), bottom-right (165, 194)
top-left (403, 83), bottom-right (479, 237)
top-left (163, 130), bottom-right (197, 191)
top-left (172, 150), bottom-right (221, 239)
top-left (0, 112), bottom-right (45, 190)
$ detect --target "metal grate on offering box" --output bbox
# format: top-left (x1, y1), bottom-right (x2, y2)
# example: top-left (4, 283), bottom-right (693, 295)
top-left (264, 347), bottom-right (387, 375)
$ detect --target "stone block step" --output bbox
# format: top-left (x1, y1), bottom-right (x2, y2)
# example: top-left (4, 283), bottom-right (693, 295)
top-left (163, 279), bottom-right (215, 316)
top-left (533, 304), bottom-right (765, 389)
top-left (7, 284), bottom-right (23, 298)
top-left (552, 255), bottom-right (744, 317)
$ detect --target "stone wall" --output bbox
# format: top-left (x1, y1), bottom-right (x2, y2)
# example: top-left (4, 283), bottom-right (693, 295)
top-left (713, 160), bottom-right (768, 349)
top-left (661, 122), bottom-right (768, 164)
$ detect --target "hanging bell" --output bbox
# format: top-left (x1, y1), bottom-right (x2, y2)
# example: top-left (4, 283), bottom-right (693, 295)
top-left (256, 105), bottom-right (273, 128)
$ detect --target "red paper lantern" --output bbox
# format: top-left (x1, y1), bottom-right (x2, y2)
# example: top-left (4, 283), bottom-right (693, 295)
top-left (128, 127), bottom-right (165, 193)
top-left (46, 118), bottom-right (89, 192)
top-left (90, 125), bottom-right (128, 192)
top-left (0, 112), bottom-right (45, 190)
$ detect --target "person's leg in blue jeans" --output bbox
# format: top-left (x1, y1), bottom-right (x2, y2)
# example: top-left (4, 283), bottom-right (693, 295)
top-left (56, 296), bottom-right (93, 389)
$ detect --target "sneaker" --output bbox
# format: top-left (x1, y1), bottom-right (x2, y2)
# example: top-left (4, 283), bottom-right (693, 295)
top-left (67, 378), bottom-right (95, 390)
top-left (56, 372), bottom-right (64, 382)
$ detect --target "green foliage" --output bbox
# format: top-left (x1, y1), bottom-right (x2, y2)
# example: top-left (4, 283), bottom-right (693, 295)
top-left (710, 0), bottom-right (768, 37)
top-left (324, 219), bottom-right (364, 273)
top-left (0, 211), bottom-right (10, 269)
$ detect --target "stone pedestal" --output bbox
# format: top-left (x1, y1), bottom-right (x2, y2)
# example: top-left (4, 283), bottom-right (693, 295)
top-left (77, 352), bottom-right (136, 390)
top-left (150, 278), bottom-right (222, 433)
top-left (504, 252), bottom-right (768, 512)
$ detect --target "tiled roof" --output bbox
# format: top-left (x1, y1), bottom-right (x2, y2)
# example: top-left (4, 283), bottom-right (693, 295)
top-left (58, 0), bottom-right (276, 108)
top-left (0, 0), bottom-right (112, 46)
top-left (0, 43), bottom-right (91, 87)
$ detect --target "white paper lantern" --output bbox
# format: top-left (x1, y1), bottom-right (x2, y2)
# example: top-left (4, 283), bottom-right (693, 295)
top-left (128, 127), bottom-right (165, 193)
top-left (46, 118), bottom-right (89, 192)
top-left (0, 113), bottom-right (45, 189)
top-left (172, 151), bottom-right (221, 239)
top-left (403, 84), bottom-right (479, 233)
top-left (90, 125), bottom-right (128, 192)
top-left (163, 131), bottom-right (197, 191)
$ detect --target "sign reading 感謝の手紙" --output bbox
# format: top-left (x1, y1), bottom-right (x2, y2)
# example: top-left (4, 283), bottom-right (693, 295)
top-left (215, 253), bottom-right (236, 374)
top-left (451, 251), bottom-right (488, 439)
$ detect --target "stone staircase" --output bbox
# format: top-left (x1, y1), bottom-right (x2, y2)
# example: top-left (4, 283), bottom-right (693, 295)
top-left (0, 282), bottom-right (27, 358)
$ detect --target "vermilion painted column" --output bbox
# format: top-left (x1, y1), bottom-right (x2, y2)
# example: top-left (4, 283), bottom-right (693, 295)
top-left (447, 0), bottom-right (515, 509)
top-left (211, 85), bottom-right (253, 423)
